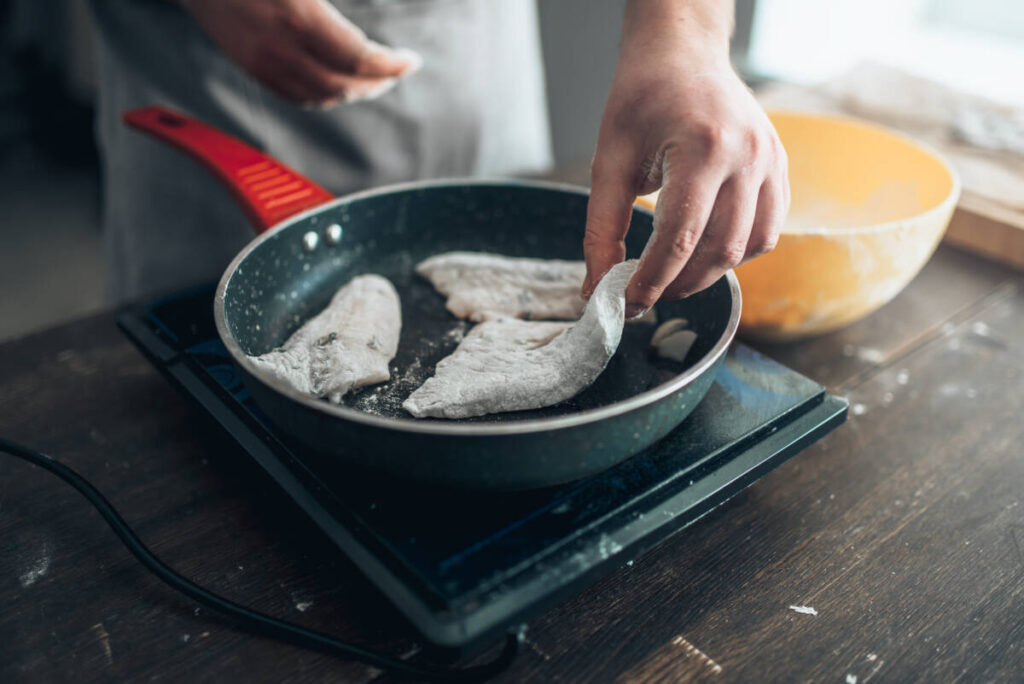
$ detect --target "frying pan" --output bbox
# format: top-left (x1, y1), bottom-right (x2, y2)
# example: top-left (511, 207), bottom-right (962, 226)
top-left (122, 105), bottom-right (741, 490)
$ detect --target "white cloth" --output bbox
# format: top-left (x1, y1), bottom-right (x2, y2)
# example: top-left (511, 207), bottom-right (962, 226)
top-left (88, 0), bottom-right (553, 302)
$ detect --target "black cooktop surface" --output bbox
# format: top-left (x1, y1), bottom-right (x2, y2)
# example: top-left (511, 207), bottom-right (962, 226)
top-left (118, 285), bottom-right (847, 652)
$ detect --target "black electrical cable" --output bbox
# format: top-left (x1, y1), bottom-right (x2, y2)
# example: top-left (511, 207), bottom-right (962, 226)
top-left (0, 437), bottom-right (521, 682)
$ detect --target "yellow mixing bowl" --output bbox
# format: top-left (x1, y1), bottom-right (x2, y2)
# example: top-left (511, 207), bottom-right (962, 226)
top-left (638, 111), bottom-right (961, 341)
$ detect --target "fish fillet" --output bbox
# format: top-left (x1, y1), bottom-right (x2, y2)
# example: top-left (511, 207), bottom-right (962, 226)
top-left (403, 261), bottom-right (636, 418)
top-left (248, 274), bottom-right (401, 403)
top-left (415, 251), bottom-right (587, 321)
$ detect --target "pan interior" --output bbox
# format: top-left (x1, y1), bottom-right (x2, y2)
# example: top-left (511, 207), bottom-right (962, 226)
top-left (223, 184), bottom-right (732, 423)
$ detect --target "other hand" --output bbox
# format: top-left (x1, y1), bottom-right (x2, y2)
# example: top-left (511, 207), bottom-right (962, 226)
top-left (181, 0), bottom-right (420, 106)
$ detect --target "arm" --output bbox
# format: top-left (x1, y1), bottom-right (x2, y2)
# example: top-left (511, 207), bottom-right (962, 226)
top-left (583, 0), bottom-right (789, 318)
top-left (179, 0), bottom-right (420, 106)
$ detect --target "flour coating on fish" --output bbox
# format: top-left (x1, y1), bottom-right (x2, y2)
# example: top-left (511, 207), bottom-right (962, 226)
top-left (415, 251), bottom-right (587, 321)
top-left (248, 275), bottom-right (400, 403)
top-left (403, 261), bottom-right (636, 418)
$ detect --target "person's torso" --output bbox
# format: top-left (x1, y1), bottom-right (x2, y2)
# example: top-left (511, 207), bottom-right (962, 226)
top-left (89, 0), bottom-right (553, 191)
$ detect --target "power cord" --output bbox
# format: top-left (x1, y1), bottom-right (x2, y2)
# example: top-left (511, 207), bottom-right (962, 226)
top-left (0, 437), bottom-right (521, 682)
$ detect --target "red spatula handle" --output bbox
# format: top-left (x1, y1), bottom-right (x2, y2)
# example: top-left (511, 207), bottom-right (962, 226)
top-left (122, 105), bottom-right (335, 234)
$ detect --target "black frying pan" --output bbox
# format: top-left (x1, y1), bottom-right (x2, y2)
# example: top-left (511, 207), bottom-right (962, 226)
top-left (123, 106), bottom-right (740, 490)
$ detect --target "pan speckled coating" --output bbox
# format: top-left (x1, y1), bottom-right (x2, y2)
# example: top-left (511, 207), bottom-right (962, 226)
top-left (216, 180), bottom-right (740, 489)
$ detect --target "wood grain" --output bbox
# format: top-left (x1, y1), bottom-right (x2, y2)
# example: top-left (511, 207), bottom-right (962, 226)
top-left (1, 247), bottom-right (1022, 683)
top-left (0, 317), bottom-right (414, 683)
top-left (946, 201), bottom-right (1024, 272)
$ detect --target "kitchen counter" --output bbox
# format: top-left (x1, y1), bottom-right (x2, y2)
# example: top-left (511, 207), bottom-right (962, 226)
top-left (1, 244), bottom-right (1021, 682)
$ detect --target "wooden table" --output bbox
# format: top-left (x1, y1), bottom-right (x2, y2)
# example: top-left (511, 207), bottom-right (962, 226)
top-left (1, 244), bottom-right (1021, 683)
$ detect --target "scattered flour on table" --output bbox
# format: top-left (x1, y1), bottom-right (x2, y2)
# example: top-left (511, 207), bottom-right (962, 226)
top-left (90, 623), bottom-right (113, 665)
top-left (788, 605), bottom-right (818, 616)
top-left (18, 539), bottom-right (51, 588)
top-left (856, 347), bottom-right (885, 364)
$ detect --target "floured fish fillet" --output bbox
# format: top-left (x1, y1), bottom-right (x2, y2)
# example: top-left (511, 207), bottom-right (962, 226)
top-left (415, 251), bottom-right (588, 321)
top-left (248, 274), bottom-right (400, 403)
top-left (403, 261), bottom-right (637, 419)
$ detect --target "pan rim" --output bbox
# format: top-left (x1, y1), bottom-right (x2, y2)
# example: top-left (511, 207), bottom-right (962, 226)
top-left (214, 178), bottom-right (742, 436)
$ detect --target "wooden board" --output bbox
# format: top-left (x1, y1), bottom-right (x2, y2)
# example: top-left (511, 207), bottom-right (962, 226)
top-left (946, 201), bottom-right (1024, 272)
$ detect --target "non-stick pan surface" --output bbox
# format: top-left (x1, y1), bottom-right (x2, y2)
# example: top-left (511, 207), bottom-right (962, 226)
top-left (222, 181), bottom-right (735, 422)
top-left (124, 107), bottom-right (740, 489)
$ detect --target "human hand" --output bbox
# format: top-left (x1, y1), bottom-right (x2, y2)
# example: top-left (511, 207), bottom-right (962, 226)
top-left (582, 0), bottom-right (788, 319)
top-left (181, 0), bottom-right (421, 106)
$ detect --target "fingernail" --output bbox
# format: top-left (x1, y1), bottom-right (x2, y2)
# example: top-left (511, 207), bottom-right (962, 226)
top-left (341, 78), bottom-right (398, 104)
top-left (625, 303), bottom-right (648, 320)
top-left (366, 41), bottom-right (424, 75)
top-left (393, 47), bottom-right (424, 74)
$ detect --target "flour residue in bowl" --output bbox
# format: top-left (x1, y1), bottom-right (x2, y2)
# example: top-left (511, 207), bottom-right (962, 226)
top-left (783, 181), bottom-right (925, 234)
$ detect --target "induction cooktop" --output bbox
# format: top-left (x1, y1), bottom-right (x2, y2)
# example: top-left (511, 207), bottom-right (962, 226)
top-left (118, 285), bottom-right (847, 654)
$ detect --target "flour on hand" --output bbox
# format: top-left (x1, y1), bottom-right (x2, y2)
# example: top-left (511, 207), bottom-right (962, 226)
top-left (403, 261), bottom-right (637, 419)
top-left (248, 274), bottom-right (400, 403)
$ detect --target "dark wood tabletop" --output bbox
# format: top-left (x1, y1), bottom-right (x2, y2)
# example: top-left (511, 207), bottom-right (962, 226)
top-left (1, 244), bottom-right (1022, 683)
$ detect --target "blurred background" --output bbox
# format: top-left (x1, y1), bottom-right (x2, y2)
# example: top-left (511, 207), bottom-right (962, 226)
top-left (1, 0), bottom-right (1021, 342)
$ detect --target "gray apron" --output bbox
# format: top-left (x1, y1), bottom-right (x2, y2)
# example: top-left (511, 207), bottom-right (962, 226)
top-left (89, 0), bottom-right (552, 303)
